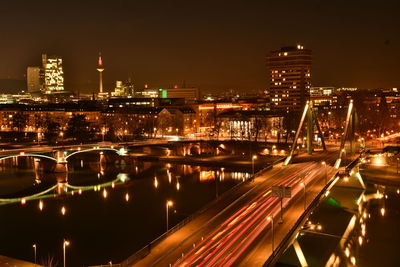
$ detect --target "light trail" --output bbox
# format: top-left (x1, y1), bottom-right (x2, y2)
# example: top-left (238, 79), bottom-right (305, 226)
top-left (173, 162), bottom-right (319, 267)
top-left (176, 164), bottom-right (306, 265)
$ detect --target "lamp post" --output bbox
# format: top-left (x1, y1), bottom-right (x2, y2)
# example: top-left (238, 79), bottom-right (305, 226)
top-left (63, 239), bottom-right (70, 267)
top-left (267, 216), bottom-right (274, 253)
top-left (252, 155), bottom-right (257, 176)
top-left (166, 200), bottom-right (173, 232)
top-left (301, 181), bottom-right (306, 210)
top-left (102, 127), bottom-right (106, 142)
top-left (59, 131), bottom-right (64, 144)
top-left (32, 244), bottom-right (37, 266)
top-left (397, 158), bottom-right (399, 174)
top-left (321, 161), bottom-right (327, 184)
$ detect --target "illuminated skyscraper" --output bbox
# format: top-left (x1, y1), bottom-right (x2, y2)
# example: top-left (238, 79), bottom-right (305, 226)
top-left (97, 53), bottom-right (105, 94)
top-left (267, 45), bottom-right (312, 112)
top-left (42, 54), bottom-right (64, 93)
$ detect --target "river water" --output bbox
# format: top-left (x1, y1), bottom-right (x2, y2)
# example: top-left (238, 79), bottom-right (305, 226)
top-left (0, 153), bottom-right (252, 266)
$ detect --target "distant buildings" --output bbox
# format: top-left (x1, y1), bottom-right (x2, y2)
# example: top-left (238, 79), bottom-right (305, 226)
top-left (310, 86), bottom-right (338, 108)
top-left (160, 87), bottom-right (200, 101)
top-left (27, 54), bottom-right (64, 94)
top-left (134, 85), bottom-right (200, 102)
top-left (26, 67), bottom-right (42, 92)
top-left (111, 79), bottom-right (135, 97)
top-left (267, 45), bottom-right (312, 113)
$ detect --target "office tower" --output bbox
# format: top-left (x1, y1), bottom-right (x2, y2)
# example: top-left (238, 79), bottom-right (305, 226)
top-left (27, 66), bottom-right (42, 92)
top-left (267, 45), bottom-right (312, 112)
top-left (42, 54), bottom-right (64, 93)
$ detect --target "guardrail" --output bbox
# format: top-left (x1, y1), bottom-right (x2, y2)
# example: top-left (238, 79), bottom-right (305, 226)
top-left (263, 156), bottom-right (360, 267)
top-left (119, 157), bottom-right (286, 266)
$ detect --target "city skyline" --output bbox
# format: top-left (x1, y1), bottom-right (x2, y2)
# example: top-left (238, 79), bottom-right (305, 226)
top-left (0, 1), bottom-right (399, 93)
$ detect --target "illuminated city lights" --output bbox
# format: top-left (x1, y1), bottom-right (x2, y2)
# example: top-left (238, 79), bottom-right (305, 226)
top-left (103, 189), bottom-right (108, 199)
top-left (61, 206), bottom-right (66, 215)
top-left (380, 207), bottom-right (385, 216)
top-left (0, 2), bottom-right (396, 267)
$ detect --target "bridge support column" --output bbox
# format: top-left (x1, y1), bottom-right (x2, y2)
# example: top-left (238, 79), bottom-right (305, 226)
top-left (34, 158), bottom-right (41, 172)
top-left (53, 150), bottom-right (68, 173)
top-left (54, 161), bottom-right (68, 173)
top-left (349, 111), bottom-right (358, 155)
top-left (307, 107), bottom-right (313, 155)
top-left (100, 152), bottom-right (106, 165)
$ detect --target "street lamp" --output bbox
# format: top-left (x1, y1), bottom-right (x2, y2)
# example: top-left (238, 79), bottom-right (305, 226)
top-left (252, 155), bottom-right (257, 176)
top-left (166, 200), bottom-right (173, 232)
top-left (63, 239), bottom-right (70, 267)
top-left (32, 244), bottom-right (37, 266)
top-left (59, 131), bottom-right (64, 144)
top-left (321, 161), bottom-right (327, 184)
top-left (301, 182), bottom-right (306, 210)
top-left (397, 158), bottom-right (399, 174)
top-left (267, 216), bottom-right (274, 253)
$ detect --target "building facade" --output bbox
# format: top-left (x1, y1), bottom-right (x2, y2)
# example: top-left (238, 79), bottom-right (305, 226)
top-left (267, 45), bottom-right (312, 113)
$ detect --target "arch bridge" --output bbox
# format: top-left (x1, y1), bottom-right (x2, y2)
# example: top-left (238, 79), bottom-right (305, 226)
top-left (0, 146), bottom-right (128, 173)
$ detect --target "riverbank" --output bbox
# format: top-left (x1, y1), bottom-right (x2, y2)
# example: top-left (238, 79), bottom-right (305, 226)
top-left (130, 154), bottom-right (283, 170)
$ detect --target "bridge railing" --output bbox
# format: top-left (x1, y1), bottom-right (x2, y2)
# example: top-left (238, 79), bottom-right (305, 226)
top-left (120, 157), bottom-right (286, 266)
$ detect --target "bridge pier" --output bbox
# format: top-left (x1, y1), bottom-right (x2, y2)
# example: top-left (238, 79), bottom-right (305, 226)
top-left (54, 150), bottom-right (68, 173)
top-left (54, 161), bottom-right (68, 173)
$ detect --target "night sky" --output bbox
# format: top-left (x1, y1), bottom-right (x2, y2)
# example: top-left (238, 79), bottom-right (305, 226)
top-left (0, 0), bottom-right (399, 94)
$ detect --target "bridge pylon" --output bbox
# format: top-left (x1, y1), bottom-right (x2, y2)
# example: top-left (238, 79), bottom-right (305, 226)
top-left (283, 101), bottom-right (326, 166)
top-left (334, 99), bottom-right (359, 169)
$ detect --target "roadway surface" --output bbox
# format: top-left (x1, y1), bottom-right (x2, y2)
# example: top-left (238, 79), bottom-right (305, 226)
top-left (132, 150), bottom-right (341, 267)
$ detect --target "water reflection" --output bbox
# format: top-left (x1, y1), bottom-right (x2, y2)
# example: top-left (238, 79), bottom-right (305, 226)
top-left (0, 155), bottom-right (250, 266)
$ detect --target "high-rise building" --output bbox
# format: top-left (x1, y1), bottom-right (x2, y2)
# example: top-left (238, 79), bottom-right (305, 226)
top-left (27, 66), bottom-right (42, 92)
top-left (42, 54), bottom-right (64, 93)
top-left (267, 45), bottom-right (312, 112)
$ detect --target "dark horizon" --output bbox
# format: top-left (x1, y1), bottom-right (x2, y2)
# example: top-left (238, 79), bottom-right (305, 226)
top-left (1, 0), bottom-right (399, 94)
